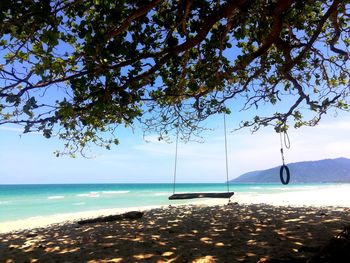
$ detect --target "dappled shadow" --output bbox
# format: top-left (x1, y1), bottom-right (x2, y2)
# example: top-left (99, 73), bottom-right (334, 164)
top-left (0, 203), bottom-right (350, 262)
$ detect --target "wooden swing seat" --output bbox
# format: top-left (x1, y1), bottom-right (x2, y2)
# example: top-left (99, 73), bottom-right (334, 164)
top-left (168, 192), bottom-right (234, 200)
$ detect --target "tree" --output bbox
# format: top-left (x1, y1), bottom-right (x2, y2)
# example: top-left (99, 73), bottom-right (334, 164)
top-left (0, 0), bottom-right (349, 155)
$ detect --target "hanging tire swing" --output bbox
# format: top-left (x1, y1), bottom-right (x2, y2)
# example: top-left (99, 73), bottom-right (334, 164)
top-left (279, 129), bottom-right (291, 185)
top-left (280, 165), bottom-right (290, 185)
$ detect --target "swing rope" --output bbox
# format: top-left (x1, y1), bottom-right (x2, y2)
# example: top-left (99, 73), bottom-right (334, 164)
top-left (279, 131), bottom-right (286, 166)
top-left (171, 113), bottom-right (231, 195)
top-left (172, 121), bottom-right (180, 194)
top-left (223, 113), bottom-right (230, 192)
top-left (279, 130), bottom-right (291, 165)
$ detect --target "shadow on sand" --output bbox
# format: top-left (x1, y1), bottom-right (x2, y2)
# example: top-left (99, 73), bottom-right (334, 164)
top-left (0, 203), bottom-right (349, 262)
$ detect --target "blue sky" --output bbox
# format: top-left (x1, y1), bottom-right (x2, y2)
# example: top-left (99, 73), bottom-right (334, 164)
top-left (1, 109), bottom-right (350, 184)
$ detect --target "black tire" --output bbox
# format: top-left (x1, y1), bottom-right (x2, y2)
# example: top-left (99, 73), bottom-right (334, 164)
top-left (280, 165), bottom-right (290, 185)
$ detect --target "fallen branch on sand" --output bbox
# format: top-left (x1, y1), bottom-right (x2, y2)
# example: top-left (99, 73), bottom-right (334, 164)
top-left (77, 211), bottom-right (144, 225)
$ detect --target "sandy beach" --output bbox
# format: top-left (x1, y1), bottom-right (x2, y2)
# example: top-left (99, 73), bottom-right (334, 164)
top-left (0, 203), bottom-right (350, 262)
top-left (1, 186), bottom-right (350, 262)
top-left (0, 202), bottom-right (349, 262)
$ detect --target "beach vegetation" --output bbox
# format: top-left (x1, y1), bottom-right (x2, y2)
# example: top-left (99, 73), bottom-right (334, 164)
top-left (0, 0), bottom-right (349, 155)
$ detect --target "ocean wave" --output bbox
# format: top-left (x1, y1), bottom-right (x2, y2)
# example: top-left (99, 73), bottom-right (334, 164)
top-left (76, 193), bottom-right (100, 198)
top-left (0, 201), bottom-right (11, 205)
top-left (76, 194), bottom-right (89, 197)
top-left (48, 196), bottom-right (65, 200)
top-left (102, 191), bottom-right (130, 194)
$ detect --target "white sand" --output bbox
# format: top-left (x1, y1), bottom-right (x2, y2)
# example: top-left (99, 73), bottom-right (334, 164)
top-left (1, 203), bottom-right (349, 262)
top-left (0, 205), bottom-right (160, 234)
top-left (234, 184), bottom-right (350, 207)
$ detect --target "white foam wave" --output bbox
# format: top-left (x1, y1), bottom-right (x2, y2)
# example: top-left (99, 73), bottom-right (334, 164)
top-left (77, 193), bottom-right (89, 197)
top-left (76, 193), bottom-right (100, 198)
top-left (0, 201), bottom-right (11, 205)
top-left (48, 196), bottom-right (65, 200)
top-left (102, 191), bottom-right (130, 194)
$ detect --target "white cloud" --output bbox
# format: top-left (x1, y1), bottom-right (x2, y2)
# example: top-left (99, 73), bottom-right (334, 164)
top-left (0, 126), bottom-right (24, 133)
top-left (0, 125), bottom-right (41, 135)
top-left (317, 121), bottom-right (350, 131)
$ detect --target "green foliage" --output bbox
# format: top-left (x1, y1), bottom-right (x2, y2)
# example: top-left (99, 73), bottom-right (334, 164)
top-left (0, 0), bottom-right (349, 155)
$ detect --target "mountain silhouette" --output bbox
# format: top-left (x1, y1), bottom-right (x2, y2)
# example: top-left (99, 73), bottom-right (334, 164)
top-left (230, 157), bottom-right (350, 183)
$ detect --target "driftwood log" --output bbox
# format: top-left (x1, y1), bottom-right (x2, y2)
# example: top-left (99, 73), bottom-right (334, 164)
top-left (77, 211), bottom-right (144, 225)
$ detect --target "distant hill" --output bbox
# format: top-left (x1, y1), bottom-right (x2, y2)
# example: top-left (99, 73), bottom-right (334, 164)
top-left (230, 157), bottom-right (350, 183)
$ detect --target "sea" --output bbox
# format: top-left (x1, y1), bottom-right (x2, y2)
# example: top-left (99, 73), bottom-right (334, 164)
top-left (0, 183), bottom-right (343, 223)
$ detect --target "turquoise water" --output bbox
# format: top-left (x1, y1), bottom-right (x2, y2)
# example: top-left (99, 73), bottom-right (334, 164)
top-left (0, 183), bottom-right (339, 222)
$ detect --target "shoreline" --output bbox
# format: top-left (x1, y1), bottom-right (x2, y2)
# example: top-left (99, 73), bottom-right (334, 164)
top-left (0, 199), bottom-right (231, 234)
top-left (2, 185), bottom-right (350, 234)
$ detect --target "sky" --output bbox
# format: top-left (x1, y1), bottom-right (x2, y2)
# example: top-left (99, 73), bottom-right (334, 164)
top-left (1, 109), bottom-right (350, 184)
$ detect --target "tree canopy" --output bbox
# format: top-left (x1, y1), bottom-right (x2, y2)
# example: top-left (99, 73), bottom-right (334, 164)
top-left (0, 0), bottom-right (349, 155)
